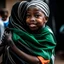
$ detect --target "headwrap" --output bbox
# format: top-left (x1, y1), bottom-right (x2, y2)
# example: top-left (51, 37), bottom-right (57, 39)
top-left (9, 1), bottom-right (28, 31)
top-left (27, 0), bottom-right (50, 17)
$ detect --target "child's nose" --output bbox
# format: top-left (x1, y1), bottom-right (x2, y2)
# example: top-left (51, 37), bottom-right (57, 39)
top-left (30, 16), bottom-right (35, 21)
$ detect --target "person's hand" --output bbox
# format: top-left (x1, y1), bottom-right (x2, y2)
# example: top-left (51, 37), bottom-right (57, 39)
top-left (4, 31), bottom-right (12, 42)
top-left (2, 30), bottom-right (15, 47)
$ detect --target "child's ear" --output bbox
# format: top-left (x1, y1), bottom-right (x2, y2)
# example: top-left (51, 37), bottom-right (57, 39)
top-left (45, 17), bottom-right (48, 23)
top-left (45, 17), bottom-right (48, 20)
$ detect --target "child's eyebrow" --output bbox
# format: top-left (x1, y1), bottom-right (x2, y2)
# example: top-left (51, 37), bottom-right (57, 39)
top-left (27, 10), bottom-right (41, 12)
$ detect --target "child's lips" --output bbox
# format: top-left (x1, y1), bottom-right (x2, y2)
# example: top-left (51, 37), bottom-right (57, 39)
top-left (28, 23), bottom-right (38, 30)
top-left (29, 24), bottom-right (36, 27)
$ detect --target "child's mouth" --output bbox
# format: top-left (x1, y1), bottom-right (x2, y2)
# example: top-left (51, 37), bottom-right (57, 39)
top-left (29, 24), bottom-right (36, 27)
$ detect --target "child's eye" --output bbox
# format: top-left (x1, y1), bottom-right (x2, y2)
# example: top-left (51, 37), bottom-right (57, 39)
top-left (35, 14), bottom-right (40, 18)
top-left (26, 13), bottom-right (31, 18)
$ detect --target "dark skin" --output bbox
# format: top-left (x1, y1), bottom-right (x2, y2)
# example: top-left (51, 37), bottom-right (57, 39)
top-left (2, 7), bottom-right (48, 64)
top-left (26, 6), bottom-right (48, 31)
top-left (10, 43), bottom-right (40, 64)
top-left (1, 10), bottom-right (9, 21)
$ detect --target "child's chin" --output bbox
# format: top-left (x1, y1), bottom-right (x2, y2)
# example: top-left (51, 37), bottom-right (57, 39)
top-left (29, 27), bottom-right (38, 31)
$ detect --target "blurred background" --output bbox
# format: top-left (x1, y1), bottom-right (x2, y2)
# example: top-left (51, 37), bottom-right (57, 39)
top-left (0, 0), bottom-right (64, 64)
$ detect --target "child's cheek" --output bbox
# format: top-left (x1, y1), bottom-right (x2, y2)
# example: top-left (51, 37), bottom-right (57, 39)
top-left (26, 18), bottom-right (29, 23)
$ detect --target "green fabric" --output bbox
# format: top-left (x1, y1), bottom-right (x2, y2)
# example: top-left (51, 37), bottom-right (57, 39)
top-left (10, 26), bottom-right (56, 64)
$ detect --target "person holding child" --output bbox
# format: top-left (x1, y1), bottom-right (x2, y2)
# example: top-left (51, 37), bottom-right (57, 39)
top-left (0, 0), bottom-right (56, 64)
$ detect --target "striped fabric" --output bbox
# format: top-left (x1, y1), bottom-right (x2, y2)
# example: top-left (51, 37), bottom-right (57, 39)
top-left (27, 0), bottom-right (50, 17)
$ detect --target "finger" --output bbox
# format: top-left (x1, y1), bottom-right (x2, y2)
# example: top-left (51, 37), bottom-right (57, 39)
top-left (5, 28), bottom-right (11, 33)
top-left (4, 31), bottom-right (9, 36)
top-left (7, 31), bottom-right (12, 37)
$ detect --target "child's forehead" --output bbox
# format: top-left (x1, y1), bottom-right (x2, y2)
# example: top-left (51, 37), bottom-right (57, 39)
top-left (27, 5), bottom-right (42, 12)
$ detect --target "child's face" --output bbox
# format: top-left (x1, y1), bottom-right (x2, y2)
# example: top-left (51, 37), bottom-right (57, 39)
top-left (26, 6), bottom-right (47, 31)
top-left (2, 12), bottom-right (8, 21)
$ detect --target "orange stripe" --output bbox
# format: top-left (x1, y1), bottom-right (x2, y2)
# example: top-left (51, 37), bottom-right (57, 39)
top-left (37, 56), bottom-right (50, 64)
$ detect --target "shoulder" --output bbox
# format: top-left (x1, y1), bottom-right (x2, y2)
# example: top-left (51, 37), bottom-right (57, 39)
top-left (45, 26), bottom-right (56, 44)
top-left (45, 25), bottom-right (54, 34)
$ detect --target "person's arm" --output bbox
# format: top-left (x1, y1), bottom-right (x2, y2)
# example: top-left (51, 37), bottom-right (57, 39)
top-left (10, 41), bottom-right (40, 64)
top-left (9, 40), bottom-right (50, 64)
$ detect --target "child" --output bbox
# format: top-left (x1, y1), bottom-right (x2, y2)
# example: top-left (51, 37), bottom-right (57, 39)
top-left (1, 0), bottom-right (56, 64)
top-left (1, 9), bottom-right (9, 28)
